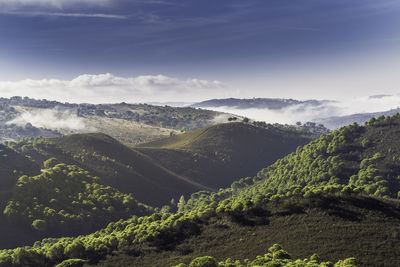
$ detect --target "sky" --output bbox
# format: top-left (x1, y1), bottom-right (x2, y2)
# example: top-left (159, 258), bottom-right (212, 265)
top-left (0, 0), bottom-right (400, 104)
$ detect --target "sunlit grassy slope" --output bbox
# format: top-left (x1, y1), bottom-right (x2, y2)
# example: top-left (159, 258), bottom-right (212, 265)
top-left (136, 122), bottom-right (312, 189)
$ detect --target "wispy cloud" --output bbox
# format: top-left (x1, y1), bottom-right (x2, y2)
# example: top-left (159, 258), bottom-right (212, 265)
top-left (7, 109), bottom-right (91, 131)
top-left (3, 10), bottom-right (127, 19)
top-left (0, 73), bottom-right (226, 103)
top-left (0, 0), bottom-right (111, 9)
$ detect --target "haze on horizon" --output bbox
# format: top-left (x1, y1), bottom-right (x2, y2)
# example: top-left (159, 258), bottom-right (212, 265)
top-left (0, 0), bottom-right (400, 106)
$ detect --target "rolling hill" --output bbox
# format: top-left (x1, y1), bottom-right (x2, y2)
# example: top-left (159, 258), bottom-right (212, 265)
top-left (0, 122), bottom-right (311, 250)
top-left (136, 122), bottom-right (312, 191)
top-left (7, 133), bottom-right (207, 208)
top-left (6, 123), bottom-right (311, 208)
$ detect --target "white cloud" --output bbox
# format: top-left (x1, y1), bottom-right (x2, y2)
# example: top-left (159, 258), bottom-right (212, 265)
top-left (0, 0), bottom-right (124, 18)
top-left (4, 10), bottom-right (127, 19)
top-left (7, 109), bottom-right (90, 131)
top-left (204, 95), bottom-right (400, 126)
top-left (0, 0), bottom-right (111, 9)
top-left (0, 73), bottom-right (226, 104)
top-left (208, 104), bottom-right (339, 125)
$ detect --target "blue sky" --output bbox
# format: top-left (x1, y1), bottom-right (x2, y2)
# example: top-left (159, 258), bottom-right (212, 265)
top-left (0, 0), bottom-right (400, 103)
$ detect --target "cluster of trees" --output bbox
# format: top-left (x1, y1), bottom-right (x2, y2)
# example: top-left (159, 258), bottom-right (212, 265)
top-left (174, 244), bottom-right (357, 267)
top-left (3, 163), bottom-right (150, 233)
top-left (6, 136), bottom-right (52, 150)
top-left (251, 120), bottom-right (330, 137)
top-left (182, 182), bottom-right (368, 225)
top-left (0, 204), bottom-right (214, 266)
top-left (90, 103), bottom-right (219, 131)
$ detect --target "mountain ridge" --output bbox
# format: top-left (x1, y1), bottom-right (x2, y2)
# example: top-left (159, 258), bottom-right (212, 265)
top-left (192, 97), bottom-right (331, 110)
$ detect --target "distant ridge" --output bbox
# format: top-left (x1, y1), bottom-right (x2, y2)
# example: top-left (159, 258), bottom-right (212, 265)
top-left (192, 97), bottom-right (331, 110)
top-left (315, 107), bottom-right (400, 129)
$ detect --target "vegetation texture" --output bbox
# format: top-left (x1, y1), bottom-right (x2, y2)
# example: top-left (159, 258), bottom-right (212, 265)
top-left (3, 164), bottom-right (151, 234)
top-left (183, 114), bottom-right (400, 211)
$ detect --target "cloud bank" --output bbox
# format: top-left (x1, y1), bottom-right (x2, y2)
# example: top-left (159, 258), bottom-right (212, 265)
top-left (205, 95), bottom-right (400, 126)
top-left (7, 108), bottom-right (91, 131)
top-left (208, 104), bottom-right (338, 125)
top-left (0, 73), bottom-right (226, 104)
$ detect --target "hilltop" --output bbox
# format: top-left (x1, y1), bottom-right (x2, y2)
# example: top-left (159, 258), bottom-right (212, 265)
top-left (137, 122), bottom-right (311, 190)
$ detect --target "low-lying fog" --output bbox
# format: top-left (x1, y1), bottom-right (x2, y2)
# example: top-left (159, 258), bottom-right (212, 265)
top-left (203, 95), bottom-right (400, 126)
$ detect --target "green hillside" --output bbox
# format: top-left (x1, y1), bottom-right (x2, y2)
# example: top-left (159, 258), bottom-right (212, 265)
top-left (0, 162), bottom-right (152, 250)
top-left (137, 122), bottom-right (311, 190)
top-left (0, 144), bottom-right (40, 209)
top-left (244, 114), bottom-right (400, 198)
top-left (0, 191), bottom-right (397, 266)
top-left (7, 133), bottom-right (207, 207)
top-left (183, 114), bottom-right (400, 211)
top-left (7, 123), bottom-right (310, 208)
top-left (3, 164), bottom-right (151, 234)
top-left (0, 122), bottom-right (311, 250)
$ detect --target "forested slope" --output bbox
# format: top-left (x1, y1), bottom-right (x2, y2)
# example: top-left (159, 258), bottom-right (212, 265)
top-left (0, 162), bottom-right (152, 249)
top-left (7, 133), bottom-right (206, 207)
top-left (4, 164), bottom-right (151, 234)
top-left (0, 191), bottom-right (397, 266)
top-left (0, 144), bottom-right (40, 209)
top-left (0, 123), bottom-right (312, 250)
top-left (183, 114), bottom-right (400, 211)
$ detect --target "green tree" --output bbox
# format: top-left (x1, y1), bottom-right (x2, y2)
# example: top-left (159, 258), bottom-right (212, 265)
top-left (55, 258), bottom-right (86, 267)
top-left (177, 195), bottom-right (186, 212)
top-left (43, 158), bottom-right (60, 169)
top-left (31, 219), bottom-right (47, 232)
top-left (189, 256), bottom-right (218, 267)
